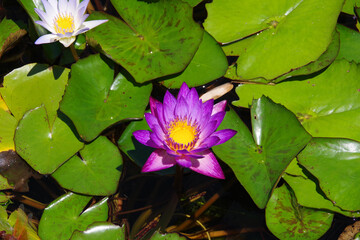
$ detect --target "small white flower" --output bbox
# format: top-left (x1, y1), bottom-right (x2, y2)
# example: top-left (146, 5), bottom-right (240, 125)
top-left (34, 0), bottom-right (107, 47)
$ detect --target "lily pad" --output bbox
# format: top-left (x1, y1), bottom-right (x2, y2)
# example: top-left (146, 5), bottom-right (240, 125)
top-left (0, 63), bottom-right (69, 125)
top-left (70, 222), bottom-right (126, 240)
top-left (0, 174), bottom-right (12, 191)
top-left (336, 24), bottom-right (360, 62)
top-left (86, 0), bottom-right (203, 83)
top-left (212, 97), bottom-right (311, 208)
top-left (14, 106), bottom-right (83, 174)
top-left (52, 136), bottom-right (122, 196)
top-left (60, 54), bottom-right (152, 141)
top-left (266, 184), bottom-right (333, 240)
top-left (0, 109), bottom-right (17, 152)
top-left (284, 159), bottom-right (360, 217)
top-left (150, 231), bottom-right (186, 239)
top-left (234, 60), bottom-right (360, 141)
top-left (204, 0), bottom-right (343, 81)
top-left (38, 192), bottom-right (108, 240)
top-left (0, 18), bottom-right (26, 59)
top-left (160, 31), bottom-right (228, 88)
top-left (342, 0), bottom-right (360, 14)
top-left (298, 138), bottom-right (360, 211)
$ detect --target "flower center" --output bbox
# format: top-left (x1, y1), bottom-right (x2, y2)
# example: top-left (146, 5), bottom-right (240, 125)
top-left (54, 13), bottom-right (75, 34)
top-left (166, 118), bottom-right (199, 152)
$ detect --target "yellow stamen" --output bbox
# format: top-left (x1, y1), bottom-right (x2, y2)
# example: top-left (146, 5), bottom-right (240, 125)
top-left (166, 118), bottom-right (199, 152)
top-left (54, 13), bottom-right (75, 34)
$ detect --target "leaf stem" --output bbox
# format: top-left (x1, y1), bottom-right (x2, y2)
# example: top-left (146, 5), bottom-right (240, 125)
top-left (69, 43), bottom-right (80, 62)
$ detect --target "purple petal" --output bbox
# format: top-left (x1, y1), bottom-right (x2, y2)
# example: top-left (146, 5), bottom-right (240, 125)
top-left (163, 91), bottom-right (176, 123)
top-left (210, 129), bottom-right (237, 145)
top-left (209, 111), bottom-right (226, 130)
top-left (145, 113), bottom-right (159, 130)
top-left (212, 100), bottom-right (227, 115)
top-left (187, 88), bottom-right (201, 121)
top-left (149, 97), bottom-right (161, 115)
top-left (198, 120), bottom-right (217, 141)
top-left (155, 102), bottom-right (166, 130)
top-left (174, 96), bottom-right (189, 119)
top-left (35, 20), bottom-right (53, 33)
top-left (189, 150), bottom-right (225, 179)
top-left (197, 136), bottom-right (220, 149)
top-left (177, 82), bottom-right (190, 100)
top-left (142, 149), bottom-right (176, 172)
top-left (199, 99), bottom-right (214, 128)
top-left (133, 130), bottom-right (159, 148)
top-left (176, 156), bottom-right (192, 168)
top-left (150, 132), bottom-right (164, 148)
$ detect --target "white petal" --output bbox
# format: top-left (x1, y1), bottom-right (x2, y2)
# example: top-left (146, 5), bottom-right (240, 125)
top-left (68, 0), bottom-right (77, 11)
top-left (47, 0), bottom-right (58, 10)
top-left (35, 20), bottom-right (54, 33)
top-left (42, 0), bottom-right (57, 17)
top-left (34, 34), bottom-right (59, 45)
top-left (78, 0), bottom-right (89, 12)
top-left (81, 19), bottom-right (108, 30)
top-left (59, 0), bottom-right (68, 12)
top-left (59, 36), bottom-right (76, 47)
top-left (73, 27), bottom-right (88, 35)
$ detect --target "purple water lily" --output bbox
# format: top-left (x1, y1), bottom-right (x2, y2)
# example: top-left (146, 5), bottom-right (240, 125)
top-left (133, 82), bottom-right (237, 179)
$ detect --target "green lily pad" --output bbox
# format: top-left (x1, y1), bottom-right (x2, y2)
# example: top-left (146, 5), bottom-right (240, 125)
top-left (150, 231), bottom-right (186, 239)
top-left (0, 18), bottom-right (26, 59)
top-left (60, 54), bottom-right (152, 142)
top-left (298, 138), bottom-right (360, 211)
top-left (160, 31), bottom-right (228, 88)
top-left (0, 174), bottom-right (12, 190)
top-left (70, 222), bottom-right (126, 240)
top-left (204, 0), bottom-right (343, 81)
top-left (342, 0), bottom-right (360, 14)
top-left (0, 205), bottom-right (11, 233)
top-left (182, 0), bottom-right (202, 7)
top-left (0, 63), bottom-right (69, 125)
top-left (86, 0), bottom-right (203, 83)
top-left (266, 184), bottom-right (333, 240)
top-left (0, 109), bottom-right (17, 152)
top-left (52, 136), bottom-right (122, 196)
top-left (336, 24), bottom-right (360, 62)
top-left (38, 192), bottom-right (108, 240)
top-left (14, 106), bottom-right (83, 174)
top-left (234, 60), bottom-right (360, 141)
top-left (212, 97), bottom-right (311, 208)
top-left (118, 118), bottom-right (153, 168)
top-left (284, 159), bottom-right (360, 217)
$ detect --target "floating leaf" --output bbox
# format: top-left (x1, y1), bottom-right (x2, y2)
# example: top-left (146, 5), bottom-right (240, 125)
top-left (0, 206), bottom-right (11, 233)
top-left (0, 174), bottom-right (12, 191)
top-left (52, 136), bottom-right (122, 196)
top-left (204, 0), bottom-right (343, 81)
top-left (160, 31), bottom-right (228, 88)
top-left (60, 54), bottom-right (152, 141)
top-left (266, 185), bottom-right (333, 240)
top-left (0, 63), bottom-right (69, 124)
top-left (0, 18), bottom-right (26, 59)
top-left (15, 106), bottom-right (83, 174)
top-left (234, 60), bottom-right (360, 141)
top-left (86, 0), bottom-right (203, 83)
top-left (336, 24), bottom-right (360, 62)
top-left (70, 222), bottom-right (126, 240)
top-left (149, 231), bottom-right (187, 240)
top-left (212, 97), bottom-right (311, 208)
top-left (342, 0), bottom-right (360, 14)
top-left (284, 159), bottom-right (360, 217)
top-left (38, 192), bottom-right (108, 240)
top-left (0, 109), bottom-right (17, 152)
top-left (298, 138), bottom-right (360, 211)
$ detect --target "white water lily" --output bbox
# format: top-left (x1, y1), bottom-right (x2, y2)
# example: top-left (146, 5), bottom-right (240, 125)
top-left (34, 0), bottom-right (107, 47)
